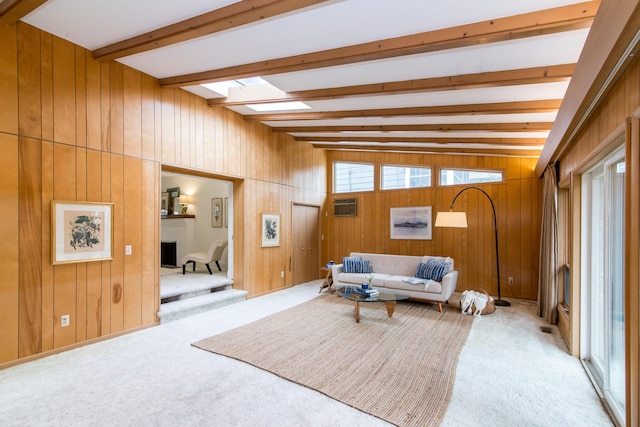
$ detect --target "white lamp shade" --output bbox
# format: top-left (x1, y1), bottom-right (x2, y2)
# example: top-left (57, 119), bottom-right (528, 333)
top-left (435, 211), bottom-right (468, 228)
top-left (179, 195), bottom-right (193, 205)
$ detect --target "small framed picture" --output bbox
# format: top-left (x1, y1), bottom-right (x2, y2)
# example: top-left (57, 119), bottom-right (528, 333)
top-left (224, 197), bottom-right (228, 228)
top-left (172, 196), bottom-right (181, 216)
top-left (161, 192), bottom-right (169, 215)
top-left (211, 198), bottom-right (223, 227)
top-left (261, 213), bottom-right (280, 247)
top-left (52, 201), bottom-right (114, 265)
top-left (166, 187), bottom-right (180, 215)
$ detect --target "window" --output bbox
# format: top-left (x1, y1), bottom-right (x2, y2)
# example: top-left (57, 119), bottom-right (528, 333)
top-left (381, 165), bottom-right (431, 190)
top-left (581, 146), bottom-right (625, 424)
top-left (439, 168), bottom-right (502, 186)
top-left (333, 162), bottom-right (374, 193)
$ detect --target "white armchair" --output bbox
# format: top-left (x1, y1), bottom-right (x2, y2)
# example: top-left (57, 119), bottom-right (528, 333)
top-left (181, 240), bottom-right (227, 275)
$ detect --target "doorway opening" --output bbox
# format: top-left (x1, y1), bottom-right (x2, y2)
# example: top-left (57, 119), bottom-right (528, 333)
top-left (158, 167), bottom-right (243, 323)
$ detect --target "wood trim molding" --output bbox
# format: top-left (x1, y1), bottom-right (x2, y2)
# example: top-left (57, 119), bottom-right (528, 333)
top-left (311, 144), bottom-right (541, 157)
top-left (272, 123), bottom-right (554, 133)
top-left (0, 0), bottom-right (46, 24)
top-left (242, 99), bottom-right (563, 121)
top-left (569, 171), bottom-right (581, 357)
top-left (92, 0), bottom-right (331, 61)
top-left (296, 136), bottom-right (545, 145)
top-left (207, 64), bottom-right (576, 106)
top-left (161, 164), bottom-right (243, 183)
top-left (161, 2), bottom-right (598, 87)
top-left (626, 117), bottom-right (639, 427)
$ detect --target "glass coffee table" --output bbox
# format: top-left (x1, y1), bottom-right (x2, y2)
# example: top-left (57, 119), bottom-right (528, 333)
top-left (336, 286), bottom-right (410, 323)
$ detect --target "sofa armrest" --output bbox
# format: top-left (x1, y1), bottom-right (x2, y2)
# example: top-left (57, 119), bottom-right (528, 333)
top-left (331, 264), bottom-right (344, 287)
top-left (440, 270), bottom-right (459, 301)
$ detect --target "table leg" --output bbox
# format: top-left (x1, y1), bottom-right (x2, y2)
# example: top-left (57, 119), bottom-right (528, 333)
top-left (355, 300), bottom-right (360, 323)
top-left (319, 269), bottom-right (334, 293)
top-left (384, 301), bottom-right (396, 317)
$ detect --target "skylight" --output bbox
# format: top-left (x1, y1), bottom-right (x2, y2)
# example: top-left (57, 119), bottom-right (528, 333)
top-left (246, 102), bottom-right (311, 112)
top-left (201, 77), bottom-right (269, 97)
top-left (201, 77), bottom-right (310, 111)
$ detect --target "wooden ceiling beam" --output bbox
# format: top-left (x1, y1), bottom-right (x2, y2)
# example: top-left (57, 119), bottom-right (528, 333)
top-left (162, 1), bottom-right (598, 87)
top-left (242, 99), bottom-right (563, 121)
top-left (207, 64), bottom-right (575, 106)
top-left (272, 123), bottom-right (554, 132)
top-left (92, 0), bottom-right (331, 62)
top-left (311, 144), bottom-right (542, 157)
top-left (0, 0), bottom-right (46, 24)
top-left (295, 136), bottom-right (545, 145)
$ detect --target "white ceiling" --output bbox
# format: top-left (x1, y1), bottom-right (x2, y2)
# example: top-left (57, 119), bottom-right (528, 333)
top-left (22, 0), bottom-right (599, 157)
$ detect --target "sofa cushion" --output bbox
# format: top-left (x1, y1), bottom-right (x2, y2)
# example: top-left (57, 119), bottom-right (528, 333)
top-left (342, 257), bottom-right (372, 273)
top-left (384, 276), bottom-right (443, 293)
top-left (351, 252), bottom-right (424, 276)
top-left (415, 262), bottom-right (447, 282)
top-left (338, 272), bottom-right (390, 286)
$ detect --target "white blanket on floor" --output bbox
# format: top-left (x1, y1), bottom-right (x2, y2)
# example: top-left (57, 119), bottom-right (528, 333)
top-left (460, 290), bottom-right (488, 315)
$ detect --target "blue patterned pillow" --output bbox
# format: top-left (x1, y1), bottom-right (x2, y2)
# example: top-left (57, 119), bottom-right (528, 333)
top-left (415, 262), bottom-right (447, 282)
top-left (342, 257), bottom-right (372, 273)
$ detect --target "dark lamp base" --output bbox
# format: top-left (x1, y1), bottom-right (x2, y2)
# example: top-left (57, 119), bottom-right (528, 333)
top-left (494, 299), bottom-right (511, 307)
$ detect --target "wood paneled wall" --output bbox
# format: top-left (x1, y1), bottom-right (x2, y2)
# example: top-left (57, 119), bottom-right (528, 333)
top-left (558, 58), bottom-right (640, 183)
top-left (556, 53), bottom-right (640, 426)
top-left (0, 22), bottom-right (326, 365)
top-left (323, 152), bottom-right (541, 300)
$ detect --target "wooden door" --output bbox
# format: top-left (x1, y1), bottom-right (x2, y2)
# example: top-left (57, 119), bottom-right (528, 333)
top-left (292, 204), bottom-right (320, 285)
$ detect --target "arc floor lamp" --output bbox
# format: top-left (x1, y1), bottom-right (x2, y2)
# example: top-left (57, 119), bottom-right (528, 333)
top-left (434, 186), bottom-right (510, 307)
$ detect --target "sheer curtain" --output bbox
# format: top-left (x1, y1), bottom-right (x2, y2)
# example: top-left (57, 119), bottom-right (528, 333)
top-left (538, 164), bottom-right (558, 324)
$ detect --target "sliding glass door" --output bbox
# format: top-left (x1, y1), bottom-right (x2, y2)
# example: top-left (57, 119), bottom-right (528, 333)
top-left (581, 146), bottom-right (626, 424)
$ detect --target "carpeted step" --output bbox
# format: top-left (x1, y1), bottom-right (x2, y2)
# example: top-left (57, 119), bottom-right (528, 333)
top-left (161, 281), bottom-right (232, 303)
top-left (157, 289), bottom-right (247, 324)
top-left (160, 273), bottom-right (232, 301)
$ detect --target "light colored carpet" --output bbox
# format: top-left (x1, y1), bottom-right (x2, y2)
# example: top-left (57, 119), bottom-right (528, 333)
top-left (194, 294), bottom-right (473, 427)
top-left (160, 269), bottom-right (231, 299)
top-left (0, 280), bottom-right (612, 426)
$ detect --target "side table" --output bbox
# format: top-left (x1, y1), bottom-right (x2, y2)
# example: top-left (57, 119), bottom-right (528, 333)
top-left (319, 266), bottom-right (334, 293)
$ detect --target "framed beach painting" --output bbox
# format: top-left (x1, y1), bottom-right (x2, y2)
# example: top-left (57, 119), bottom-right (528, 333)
top-left (261, 213), bottom-right (280, 247)
top-left (390, 206), bottom-right (432, 240)
top-left (52, 201), bottom-right (114, 264)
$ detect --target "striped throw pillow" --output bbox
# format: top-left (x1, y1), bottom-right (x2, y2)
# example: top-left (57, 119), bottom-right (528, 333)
top-left (415, 262), bottom-right (447, 282)
top-left (342, 257), bottom-right (372, 273)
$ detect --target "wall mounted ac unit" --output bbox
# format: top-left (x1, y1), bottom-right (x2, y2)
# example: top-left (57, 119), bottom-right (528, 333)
top-left (333, 198), bottom-right (357, 217)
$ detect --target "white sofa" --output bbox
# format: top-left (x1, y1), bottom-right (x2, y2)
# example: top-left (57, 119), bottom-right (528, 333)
top-left (331, 252), bottom-right (458, 312)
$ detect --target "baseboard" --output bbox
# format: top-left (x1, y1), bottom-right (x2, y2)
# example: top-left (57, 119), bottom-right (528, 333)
top-left (0, 323), bottom-right (158, 371)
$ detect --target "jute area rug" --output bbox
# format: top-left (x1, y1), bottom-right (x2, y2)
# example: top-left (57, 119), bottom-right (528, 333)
top-left (193, 293), bottom-right (473, 427)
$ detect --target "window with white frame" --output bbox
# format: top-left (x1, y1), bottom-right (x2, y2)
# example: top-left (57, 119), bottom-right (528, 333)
top-left (581, 145), bottom-right (626, 424)
top-left (381, 165), bottom-right (431, 190)
top-left (439, 168), bottom-right (503, 186)
top-left (333, 162), bottom-right (374, 193)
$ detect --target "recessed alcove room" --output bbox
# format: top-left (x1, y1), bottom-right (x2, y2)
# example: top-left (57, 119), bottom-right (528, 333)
top-left (0, 1), bottom-right (638, 425)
